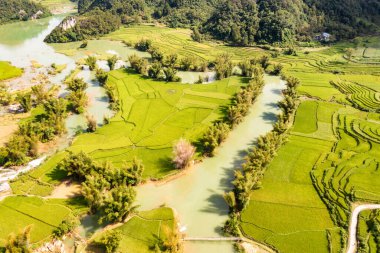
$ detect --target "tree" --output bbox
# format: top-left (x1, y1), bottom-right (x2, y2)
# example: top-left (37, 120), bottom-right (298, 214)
top-left (99, 186), bottom-right (137, 223)
top-left (201, 122), bottom-right (230, 156)
top-left (96, 68), bottom-right (108, 86)
top-left (148, 62), bottom-right (163, 79)
top-left (5, 226), bottom-right (32, 253)
top-left (149, 46), bottom-right (164, 62)
top-left (66, 78), bottom-right (88, 92)
top-left (16, 92), bottom-right (32, 112)
top-left (124, 157), bottom-right (144, 186)
top-left (100, 231), bottom-right (121, 253)
top-left (191, 27), bottom-right (203, 42)
top-left (128, 54), bottom-right (148, 75)
top-left (134, 39), bottom-right (152, 52)
top-left (68, 90), bottom-right (88, 114)
top-left (53, 215), bottom-right (80, 238)
top-left (0, 83), bottom-right (12, 106)
top-left (85, 56), bottom-right (97, 70)
top-left (86, 115), bottom-right (97, 132)
top-left (43, 98), bottom-right (67, 135)
top-left (214, 54), bottom-right (233, 80)
top-left (59, 151), bottom-right (95, 181)
top-left (107, 55), bottom-right (118, 70)
top-left (172, 138), bottom-right (195, 169)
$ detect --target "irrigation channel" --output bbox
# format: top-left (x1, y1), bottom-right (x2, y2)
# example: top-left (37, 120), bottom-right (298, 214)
top-left (0, 14), bottom-right (288, 253)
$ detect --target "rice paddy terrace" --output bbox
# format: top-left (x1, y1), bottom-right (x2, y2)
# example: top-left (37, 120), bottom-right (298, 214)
top-left (240, 41), bottom-right (380, 253)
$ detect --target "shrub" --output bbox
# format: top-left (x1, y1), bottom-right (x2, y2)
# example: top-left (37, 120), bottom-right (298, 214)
top-left (172, 138), bottom-right (195, 169)
top-left (100, 231), bottom-right (121, 253)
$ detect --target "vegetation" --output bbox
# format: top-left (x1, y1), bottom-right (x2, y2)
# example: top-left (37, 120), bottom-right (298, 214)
top-left (0, 62), bottom-right (23, 81)
top-left (66, 77), bottom-right (88, 114)
top-left (0, 0), bottom-right (50, 25)
top-left (44, 9), bottom-right (120, 43)
top-left (0, 196), bottom-right (87, 247)
top-left (89, 207), bottom-right (178, 253)
top-left (172, 138), bottom-right (195, 169)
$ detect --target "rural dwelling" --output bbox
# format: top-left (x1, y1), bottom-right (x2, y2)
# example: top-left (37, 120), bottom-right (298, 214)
top-left (315, 32), bottom-right (331, 42)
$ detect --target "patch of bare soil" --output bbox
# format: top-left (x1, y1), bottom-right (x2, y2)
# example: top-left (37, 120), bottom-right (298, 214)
top-left (0, 112), bottom-right (30, 146)
top-left (48, 180), bottom-right (81, 199)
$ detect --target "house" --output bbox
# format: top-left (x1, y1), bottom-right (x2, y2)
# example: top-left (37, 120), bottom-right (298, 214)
top-left (315, 32), bottom-right (331, 42)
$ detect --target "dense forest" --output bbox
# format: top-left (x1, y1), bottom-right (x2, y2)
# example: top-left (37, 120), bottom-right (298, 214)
top-left (0, 0), bottom-right (51, 25)
top-left (45, 0), bottom-right (380, 45)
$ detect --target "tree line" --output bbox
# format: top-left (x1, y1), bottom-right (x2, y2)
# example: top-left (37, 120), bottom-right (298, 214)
top-left (223, 74), bottom-right (300, 236)
top-left (0, 0), bottom-right (51, 25)
top-left (46, 0), bottom-right (380, 44)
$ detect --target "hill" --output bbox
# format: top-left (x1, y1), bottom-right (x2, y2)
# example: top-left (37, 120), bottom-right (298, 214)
top-left (0, 0), bottom-right (51, 25)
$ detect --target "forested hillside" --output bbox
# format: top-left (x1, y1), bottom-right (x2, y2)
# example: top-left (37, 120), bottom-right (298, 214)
top-left (46, 0), bottom-right (380, 44)
top-left (0, 0), bottom-right (50, 25)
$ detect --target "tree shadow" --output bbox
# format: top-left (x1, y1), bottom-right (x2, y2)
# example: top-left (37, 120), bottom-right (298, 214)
top-left (200, 191), bottom-right (228, 216)
top-left (266, 102), bottom-right (279, 109)
top-left (272, 88), bottom-right (283, 95)
top-left (261, 112), bottom-right (278, 123)
top-left (46, 166), bottom-right (68, 182)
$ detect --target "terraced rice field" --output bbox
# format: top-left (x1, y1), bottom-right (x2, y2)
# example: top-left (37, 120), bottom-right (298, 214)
top-left (242, 70), bottom-right (380, 252)
top-left (103, 25), bottom-right (265, 61)
top-left (89, 207), bottom-right (175, 253)
top-left (331, 81), bottom-right (380, 112)
top-left (0, 196), bottom-right (87, 247)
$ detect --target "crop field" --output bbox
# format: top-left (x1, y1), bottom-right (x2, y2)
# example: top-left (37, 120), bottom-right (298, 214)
top-left (331, 81), bottom-right (380, 112)
top-left (241, 101), bottom-right (340, 253)
top-left (0, 61), bottom-right (22, 81)
top-left (11, 70), bottom-right (248, 195)
top-left (356, 210), bottom-right (380, 252)
top-left (88, 207), bottom-right (175, 253)
top-left (0, 196), bottom-right (87, 247)
top-left (68, 70), bottom-right (247, 177)
top-left (103, 25), bottom-right (265, 61)
top-left (242, 44), bottom-right (380, 252)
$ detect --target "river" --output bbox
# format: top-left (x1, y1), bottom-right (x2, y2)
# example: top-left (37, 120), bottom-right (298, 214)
top-left (137, 76), bottom-right (286, 252)
top-left (0, 15), bottom-right (286, 253)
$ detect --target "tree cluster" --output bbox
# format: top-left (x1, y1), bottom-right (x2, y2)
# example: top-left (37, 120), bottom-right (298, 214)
top-left (66, 78), bottom-right (88, 114)
top-left (59, 152), bottom-right (144, 223)
top-left (44, 9), bottom-right (121, 43)
top-left (0, 0), bottom-right (51, 25)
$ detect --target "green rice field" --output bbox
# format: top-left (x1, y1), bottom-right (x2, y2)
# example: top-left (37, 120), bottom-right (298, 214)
top-left (88, 207), bottom-right (175, 253)
top-left (0, 196), bottom-right (87, 247)
top-left (0, 61), bottom-right (22, 81)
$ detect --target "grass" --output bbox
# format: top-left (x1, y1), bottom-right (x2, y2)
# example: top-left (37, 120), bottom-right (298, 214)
top-left (0, 196), bottom-right (87, 247)
top-left (0, 61), bottom-right (22, 81)
top-left (88, 207), bottom-right (175, 253)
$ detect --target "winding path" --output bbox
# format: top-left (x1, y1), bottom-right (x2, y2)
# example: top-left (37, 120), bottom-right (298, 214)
top-left (347, 204), bottom-right (380, 253)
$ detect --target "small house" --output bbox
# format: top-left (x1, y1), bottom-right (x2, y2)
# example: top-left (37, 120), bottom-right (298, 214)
top-left (315, 32), bottom-right (331, 42)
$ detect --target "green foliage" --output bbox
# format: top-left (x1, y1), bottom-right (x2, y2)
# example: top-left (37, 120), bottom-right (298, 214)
top-left (107, 55), bottom-right (118, 71)
top-left (16, 92), bottom-right (32, 112)
top-left (45, 9), bottom-right (121, 43)
top-left (5, 226), bottom-right (31, 253)
top-left (214, 54), bottom-right (233, 80)
top-left (96, 68), bottom-right (108, 85)
top-left (200, 122), bottom-right (230, 156)
top-left (66, 78), bottom-right (88, 114)
top-left (100, 230), bottom-right (121, 253)
top-left (202, 0), bottom-right (259, 46)
top-left (128, 54), bottom-right (148, 75)
top-left (134, 38), bottom-right (152, 52)
top-left (53, 214), bottom-right (80, 238)
top-left (0, 0), bottom-right (51, 25)
top-left (85, 56), bottom-right (97, 70)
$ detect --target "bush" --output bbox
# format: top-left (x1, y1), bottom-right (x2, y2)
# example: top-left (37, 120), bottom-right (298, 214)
top-left (100, 231), bottom-right (121, 253)
top-left (134, 39), bottom-right (152, 52)
top-left (53, 215), bottom-right (79, 238)
top-left (86, 115), bottom-right (97, 132)
top-left (172, 138), bottom-right (195, 169)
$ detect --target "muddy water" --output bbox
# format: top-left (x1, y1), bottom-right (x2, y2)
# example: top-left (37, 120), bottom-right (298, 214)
top-left (137, 76), bottom-right (286, 253)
